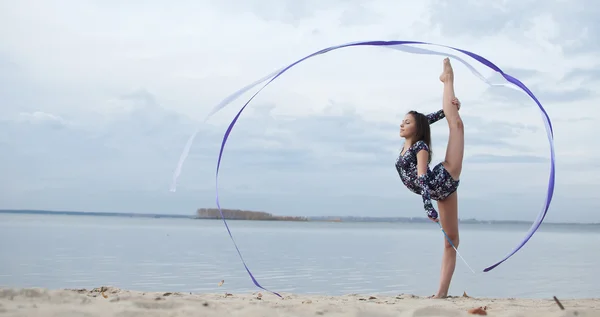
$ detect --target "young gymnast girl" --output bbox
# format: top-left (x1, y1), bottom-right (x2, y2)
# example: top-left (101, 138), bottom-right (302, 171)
top-left (395, 58), bottom-right (464, 298)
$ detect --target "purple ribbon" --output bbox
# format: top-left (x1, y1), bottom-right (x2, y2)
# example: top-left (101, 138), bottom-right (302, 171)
top-left (207, 40), bottom-right (555, 296)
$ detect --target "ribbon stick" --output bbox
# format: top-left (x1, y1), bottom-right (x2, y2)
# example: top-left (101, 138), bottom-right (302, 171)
top-left (174, 40), bottom-right (555, 295)
top-left (438, 222), bottom-right (476, 274)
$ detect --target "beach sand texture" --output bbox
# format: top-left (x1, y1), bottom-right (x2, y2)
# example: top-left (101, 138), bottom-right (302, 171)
top-left (0, 287), bottom-right (598, 317)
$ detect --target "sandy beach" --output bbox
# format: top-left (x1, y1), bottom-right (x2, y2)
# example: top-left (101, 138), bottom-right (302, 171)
top-left (0, 287), bottom-right (598, 317)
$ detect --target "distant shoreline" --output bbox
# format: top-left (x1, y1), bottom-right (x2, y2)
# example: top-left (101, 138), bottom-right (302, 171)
top-left (0, 209), bottom-right (598, 226)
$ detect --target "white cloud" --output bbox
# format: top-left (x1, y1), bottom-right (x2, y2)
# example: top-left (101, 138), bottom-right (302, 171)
top-left (17, 111), bottom-right (69, 126)
top-left (0, 0), bottom-right (598, 223)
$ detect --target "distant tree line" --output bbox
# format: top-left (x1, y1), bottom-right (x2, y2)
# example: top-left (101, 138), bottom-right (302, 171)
top-left (196, 208), bottom-right (308, 221)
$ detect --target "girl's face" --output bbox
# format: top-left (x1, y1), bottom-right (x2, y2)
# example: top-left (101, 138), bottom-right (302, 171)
top-left (399, 114), bottom-right (416, 139)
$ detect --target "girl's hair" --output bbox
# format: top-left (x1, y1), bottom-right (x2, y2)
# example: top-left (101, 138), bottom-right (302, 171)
top-left (407, 110), bottom-right (432, 164)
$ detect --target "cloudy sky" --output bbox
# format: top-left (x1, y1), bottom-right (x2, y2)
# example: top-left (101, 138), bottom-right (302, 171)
top-left (1, 0), bottom-right (598, 223)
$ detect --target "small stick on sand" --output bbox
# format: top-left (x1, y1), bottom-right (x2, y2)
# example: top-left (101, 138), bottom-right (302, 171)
top-left (553, 296), bottom-right (565, 310)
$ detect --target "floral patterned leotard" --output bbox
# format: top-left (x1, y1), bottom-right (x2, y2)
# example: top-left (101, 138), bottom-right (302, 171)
top-left (395, 109), bottom-right (460, 220)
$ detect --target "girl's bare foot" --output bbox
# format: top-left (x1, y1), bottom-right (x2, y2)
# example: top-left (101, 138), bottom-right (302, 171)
top-left (428, 294), bottom-right (448, 299)
top-left (439, 57), bottom-right (454, 83)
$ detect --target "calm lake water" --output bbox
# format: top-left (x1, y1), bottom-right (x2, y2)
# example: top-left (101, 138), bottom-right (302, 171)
top-left (0, 213), bottom-right (598, 299)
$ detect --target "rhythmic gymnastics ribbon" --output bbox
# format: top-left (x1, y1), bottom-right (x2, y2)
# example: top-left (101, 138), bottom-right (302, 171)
top-left (171, 40), bottom-right (555, 296)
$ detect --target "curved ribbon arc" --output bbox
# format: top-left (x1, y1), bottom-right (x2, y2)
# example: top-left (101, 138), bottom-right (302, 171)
top-left (171, 42), bottom-right (524, 191)
top-left (184, 40), bottom-right (554, 295)
top-left (170, 67), bottom-right (287, 192)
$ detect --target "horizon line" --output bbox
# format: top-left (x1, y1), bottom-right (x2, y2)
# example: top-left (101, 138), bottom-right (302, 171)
top-left (0, 209), bottom-right (597, 226)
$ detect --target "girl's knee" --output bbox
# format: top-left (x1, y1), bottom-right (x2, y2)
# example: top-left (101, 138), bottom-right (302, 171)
top-left (444, 234), bottom-right (459, 249)
top-left (450, 117), bottom-right (464, 131)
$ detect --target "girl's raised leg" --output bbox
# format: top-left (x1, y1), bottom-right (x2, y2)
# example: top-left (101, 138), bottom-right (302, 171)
top-left (439, 58), bottom-right (464, 181)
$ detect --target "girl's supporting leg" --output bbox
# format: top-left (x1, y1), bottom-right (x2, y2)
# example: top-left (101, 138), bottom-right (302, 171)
top-left (434, 192), bottom-right (459, 298)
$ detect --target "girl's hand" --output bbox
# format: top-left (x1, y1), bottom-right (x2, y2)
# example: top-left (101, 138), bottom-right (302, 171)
top-left (452, 97), bottom-right (461, 110)
top-left (426, 206), bottom-right (439, 222)
top-left (428, 214), bottom-right (439, 223)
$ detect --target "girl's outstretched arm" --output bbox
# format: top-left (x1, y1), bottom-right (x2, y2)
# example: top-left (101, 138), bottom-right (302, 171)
top-left (415, 141), bottom-right (439, 222)
top-left (426, 109), bottom-right (445, 124)
top-left (426, 97), bottom-right (461, 124)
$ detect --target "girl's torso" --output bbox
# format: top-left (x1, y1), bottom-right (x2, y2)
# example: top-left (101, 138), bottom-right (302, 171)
top-left (395, 141), bottom-right (431, 195)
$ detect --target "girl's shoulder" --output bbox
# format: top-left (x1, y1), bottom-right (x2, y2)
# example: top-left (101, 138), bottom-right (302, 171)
top-left (412, 140), bottom-right (429, 152)
top-left (400, 140), bottom-right (429, 157)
